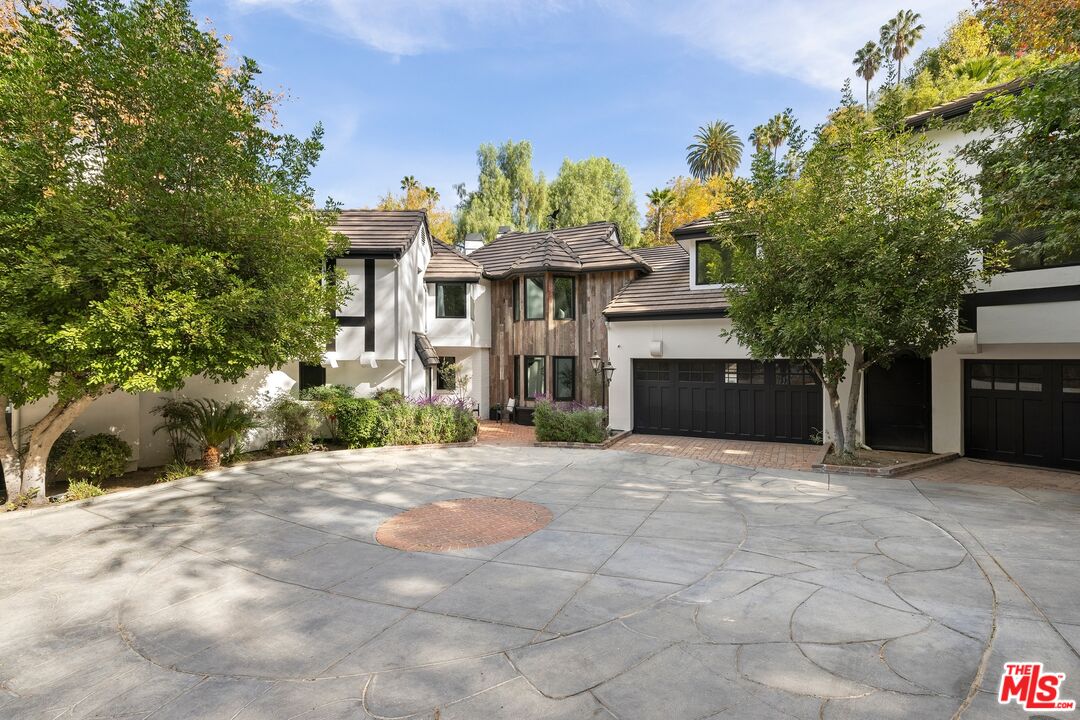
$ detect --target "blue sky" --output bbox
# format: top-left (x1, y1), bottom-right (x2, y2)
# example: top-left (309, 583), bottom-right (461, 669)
top-left (195, 0), bottom-right (970, 217)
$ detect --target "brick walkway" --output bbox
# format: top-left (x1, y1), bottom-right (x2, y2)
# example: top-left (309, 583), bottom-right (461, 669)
top-left (477, 420), bottom-right (536, 446)
top-left (609, 433), bottom-right (824, 471)
top-left (906, 457), bottom-right (1080, 492)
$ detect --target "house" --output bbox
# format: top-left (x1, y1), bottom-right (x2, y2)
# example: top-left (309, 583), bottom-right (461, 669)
top-left (468, 223), bottom-right (650, 417)
top-left (604, 79), bottom-right (1080, 471)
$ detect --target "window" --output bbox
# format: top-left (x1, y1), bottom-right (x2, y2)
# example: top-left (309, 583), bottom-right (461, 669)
top-left (970, 363), bottom-right (993, 390)
top-left (437, 356), bottom-right (457, 391)
top-left (525, 355), bottom-right (546, 399)
top-left (513, 355), bottom-right (521, 400)
top-left (635, 362), bottom-right (671, 382)
top-left (678, 362), bottom-right (714, 383)
top-left (1000, 228), bottom-right (1080, 272)
top-left (436, 283), bottom-right (467, 318)
top-left (696, 237), bottom-right (753, 285)
top-left (776, 361), bottom-right (818, 386)
top-left (525, 276), bottom-right (545, 319)
top-left (299, 362), bottom-right (326, 391)
top-left (1064, 365), bottom-right (1080, 395)
top-left (1018, 364), bottom-right (1043, 392)
top-left (554, 357), bottom-right (575, 400)
top-left (512, 278), bottom-right (520, 321)
top-left (724, 361), bottom-right (764, 384)
top-left (553, 277), bottom-right (575, 319)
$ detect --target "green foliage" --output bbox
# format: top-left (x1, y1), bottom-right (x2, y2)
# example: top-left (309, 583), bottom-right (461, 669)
top-left (4, 487), bottom-right (39, 511)
top-left (65, 480), bottom-right (106, 501)
top-left (336, 398), bottom-right (383, 448)
top-left (685, 121), bottom-right (743, 179)
top-left (373, 388), bottom-right (405, 406)
top-left (963, 61), bottom-right (1080, 262)
top-left (719, 107), bottom-right (996, 453)
top-left (57, 433), bottom-right (132, 483)
top-left (0, 0), bottom-right (348, 497)
top-left (264, 394), bottom-right (318, 453)
top-left (46, 430), bottom-right (79, 479)
top-left (533, 401), bottom-right (607, 444)
top-left (379, 403), bottom-right (477, 446)
top-left (157, 461), bottom-right (202, 483)
top-left (300, 384), bottom-right (354, 440)
top-left (456, 140), bottom-right (549, 241)
top-left (153, 399), bottom-right (257, 469)
top-left (548, 157), bottom-right (640, 246)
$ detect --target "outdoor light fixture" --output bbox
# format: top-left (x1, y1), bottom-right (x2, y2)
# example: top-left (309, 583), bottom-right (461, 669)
top-left (590, 351), bottom-right (602, 373)
top-left (602, 360), bottom-right (615, 384)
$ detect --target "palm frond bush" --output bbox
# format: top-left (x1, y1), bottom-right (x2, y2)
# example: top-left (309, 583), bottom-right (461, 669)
top-left (153, 399), bottom-right (258, 470)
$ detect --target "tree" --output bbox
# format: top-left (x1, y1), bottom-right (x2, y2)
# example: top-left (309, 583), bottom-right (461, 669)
top-left (853, 41), bottom-right (884, 109)
top-left (375, 179), bottom-right (455, 241)
top-left (0, 0), bottom-right (347, 502)
top-left (718, 108), bottom-right (998, 455)
top-left (975, 0), bottom-right (1080, 57)
top-left (548, 156), bottom-right (641, 246)
top-left (962, 61), bottom-right (1080, 264)
top-left (456, 140), bottom-right (548, 242)
top-left (880, 10), bottom-right (926, 84)
top-left (685, 121), bottom-right (744, 179)
top-left (750, 110), bottom-right (796, 162)
top-left (641, 176), bottom-right (734, 246)
top-left (646, 188), bottom-right (675, 245)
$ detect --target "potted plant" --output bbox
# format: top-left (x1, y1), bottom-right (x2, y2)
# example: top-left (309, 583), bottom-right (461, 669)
top-left (490, 403), bottom-right (502, 421)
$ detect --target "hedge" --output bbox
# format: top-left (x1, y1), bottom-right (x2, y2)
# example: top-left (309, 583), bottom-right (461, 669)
top-left (336, 397), bottom-right (477, 449)
top-left (533, 401), bottom-right (606, 444)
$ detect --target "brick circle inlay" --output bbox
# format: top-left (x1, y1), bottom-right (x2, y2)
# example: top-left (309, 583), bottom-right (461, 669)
top-left (375, 497), bottom-right (553, 552)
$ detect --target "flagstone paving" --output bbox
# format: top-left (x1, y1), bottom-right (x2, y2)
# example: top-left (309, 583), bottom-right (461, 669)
top-left (1, 446), bottom-right (1078, 719)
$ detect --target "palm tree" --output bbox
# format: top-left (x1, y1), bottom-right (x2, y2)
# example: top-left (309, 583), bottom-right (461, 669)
top-left (154, 399), bottom-right (258, 470)
top-left (686, 121), bottom-right (743, 179)
top-left (880, 10), bottom-right (925, 85)
top-left (853, 41), bottom-right (883, 109)
top-left (751, 112), bottom-right (794, 162)
top-left (646, 187), bottom-right (675, 245)
top-left (424, 186), bottom-right (440, 202)
top-left (400, 175), bottom-right (419, 192)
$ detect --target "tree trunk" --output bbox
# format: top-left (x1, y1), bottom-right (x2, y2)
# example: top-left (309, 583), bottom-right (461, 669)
top-left (823, 382), bottom-right (846, 454)
top-left (1, 395), bottom-right (21, 502)
top-left (202, 445), bottom-right (221, 470)
top-left (865, 78), bottom-right (871, 110)
top-left (22, 392), bottom-right (105, 503)
top-left (843, 346), bottom-right (866, 455)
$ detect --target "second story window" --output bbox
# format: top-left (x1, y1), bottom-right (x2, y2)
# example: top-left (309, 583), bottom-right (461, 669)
top-left (525, 276), bottom-right (545, 320)
top-left (1000, 228), bottom-right (1080, 272)
top-left (436, 282), bottom-right (467, 318)
top-left (695, 237), bottom-right (754, 285)
top-left (553, 276), bottom-right (575, 319)
top-left (512, 278), bottom-right (520, 321)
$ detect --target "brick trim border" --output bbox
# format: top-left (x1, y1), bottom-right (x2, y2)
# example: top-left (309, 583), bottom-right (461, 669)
top-left (534, 429), bottom-right (632, 450)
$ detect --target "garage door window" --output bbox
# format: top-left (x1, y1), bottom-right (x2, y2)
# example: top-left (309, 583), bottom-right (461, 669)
top-left (1019, 364), bottom-right (1043, 392)
top-left (777, 361), bottom-right (817, 385)
top-left (1065, 365), bottom-right (1080, 394)
top-left (636, 363), bottom-right (671, 381)
top-left (724, 361), bottom-right (764, 384)
top-left (970, 363), bottom-right (993, 389)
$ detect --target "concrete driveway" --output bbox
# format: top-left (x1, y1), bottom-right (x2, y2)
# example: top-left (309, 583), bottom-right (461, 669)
top-left (1, 446), bottom-right (1078, 719)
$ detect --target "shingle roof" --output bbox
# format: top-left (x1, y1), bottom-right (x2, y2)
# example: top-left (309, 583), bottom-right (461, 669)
top-left (468, 222), bottom-right (648, 278)
top-left (672, 213), bottom-right (730, 241)
top-left (904, 77), bottom-right (1028, 129)
top-left (603, 244), bottom-right (729, 320)
top-left (331, 210), bottom-right (427, 256)
top-left (425, 239), bottom-right (483, 282)
top-left (414, 332), bottom-right (439, 368)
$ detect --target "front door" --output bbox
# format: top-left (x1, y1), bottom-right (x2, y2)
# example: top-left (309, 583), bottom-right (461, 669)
top-left (864, 355), bottom-right (932, 453)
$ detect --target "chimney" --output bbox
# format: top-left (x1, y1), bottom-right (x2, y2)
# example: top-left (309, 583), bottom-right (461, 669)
top-left (495, 225), bottom-right (513, 239)
top-left (460, 233), bottom-right (485, 255)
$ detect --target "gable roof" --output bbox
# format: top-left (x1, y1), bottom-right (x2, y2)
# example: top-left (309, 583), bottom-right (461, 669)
top-left (904, 77), bottom-right (1028, 129)
top-left (603, 244), bottom-right (729, 321)
top-left (468, 222), bottom-right (649, 278)
top-left (425, 238), bottom-right (483, 282)
top-left (331, 210), bottom-right (428, 257)
top-left (672, 213), bottom-right (729, 242)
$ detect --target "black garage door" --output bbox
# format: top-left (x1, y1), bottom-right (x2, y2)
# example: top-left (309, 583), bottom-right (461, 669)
top-left (633, 359), bottom-right (823, 444)
top-left (965, 360), bottom-right (1080, 471)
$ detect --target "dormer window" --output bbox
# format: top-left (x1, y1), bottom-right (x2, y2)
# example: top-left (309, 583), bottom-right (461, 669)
top-left (695, 237), bottom-right (754, 286)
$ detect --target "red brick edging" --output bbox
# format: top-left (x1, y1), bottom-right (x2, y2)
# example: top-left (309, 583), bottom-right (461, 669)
top-left (375, 497), bottom-right (553, 552)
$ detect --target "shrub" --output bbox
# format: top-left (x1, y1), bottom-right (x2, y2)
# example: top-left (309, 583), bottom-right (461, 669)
top-left (300, 385), bottom-right (354, 440)
top-left (4, 487), bottom-right (39, 511)
top-left (65, 480), bottom-right (106, 501)
top-left (336, 397), bottom-right (383, 448)
top-left (373, 387), bottom-right (405, 406)
top-left (534, 401), bottom-right (607, 443)
top-left (153, 399), bottom-right (257, 469)
top-left (264, 394), bottom-right (318, 452)
top-left (57, 433), bottom-right (132, 483)
top-left (157, 461), bottom-right (202, 483)
top-left (380, 401), bottom-right (477, 446)
top-left (46, 429), bottom-right (79, 480)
